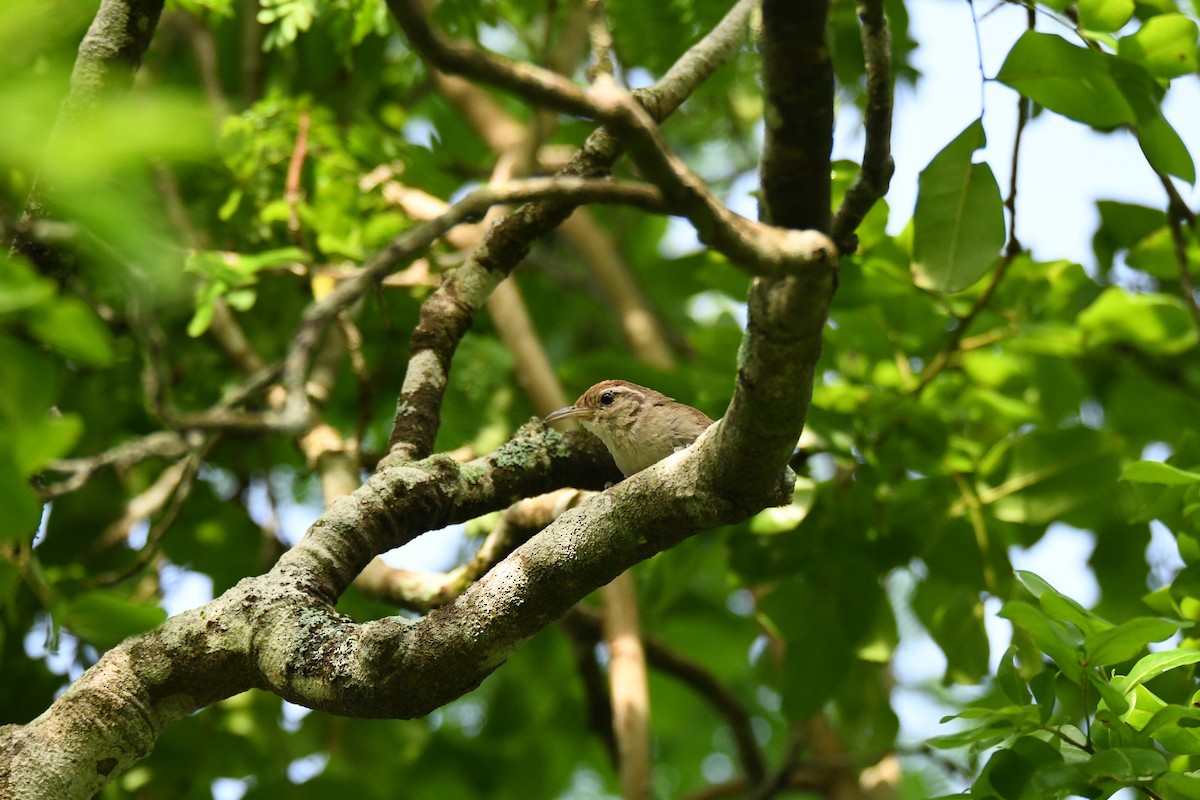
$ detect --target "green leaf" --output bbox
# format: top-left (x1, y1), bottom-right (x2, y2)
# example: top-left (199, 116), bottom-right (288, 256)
top-left (913, 578), bottom-right (991, 683)
top-left (1000, 600), bottom-right (1084, 681)
top-left (0, 452), bottom-right (41, 542)
top-left (1093, 201), bottom-right (1167, 271)
top-left (1078, 288), bottom-right (1199, 355)
top-left (1017, 569), bottom-right (1114, 636)
top-left (997, 32), bottom-right (1137, 128)
top-left (27, 296), bottom-right (115, 367)
top-left (1138, 703), bottom-right (1200, 739)
top-left (0, 256), bottom-right (55, 315)
top-left (224, 287), bottom-right (257, 311)
top-left (1125, 225), bottom-right (1200, 278)
top-left (930, 705), bottom-right (1042, 750)
top-left (0, 337), bottom-right (55, 424)
top-left (236, 246), bottom-right (306, 274)
top-left (912, 119), bottom-right (1006, 293)
top-left (1122, 461), bottom-right (1200, 486)
top-left (186, 299), bottom-right (216, 338)
top-left (974, 736), bottom-right (1065, 799)
top-left (978, 428), bottom-right (1122, 527)
top-left (1118, 14), bottom-right (1200, 79)
top-left (997, 646), bottom-right (1031, 705)
top-left (1137, 111), bottom-right (1196, 183)
top-left (10, 413), bottom-right (82, 475)
top-left (1124, 687), bottom-right (1200, 754)
top-left (218, 187), bottom-right (243, 220)
top-left (1089, 668), bottom-right (1131, 715)
top-left (59, 590), bottom-right (167, 649)
top-left (1030, 670), bottom-right (1059, 723)
top-left (1118, 648), bottom-right (1200, 695)
top-left (1082, 746), bottom-right (1168, 782)
top-left (1160, 771), bottom-right (1200, 799)
top-left (759, 580), bottom-right (854, 718)
top-left (1079, 0), bottom-right (1135, 32)
top-left (1085, 617), bottom-right (1181, 666)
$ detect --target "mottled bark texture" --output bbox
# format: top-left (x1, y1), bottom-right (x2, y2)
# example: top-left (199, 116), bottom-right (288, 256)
top-left (758, 0), bottom-right (834, 232)
top-left (0, 0), bottom-right (894, 795)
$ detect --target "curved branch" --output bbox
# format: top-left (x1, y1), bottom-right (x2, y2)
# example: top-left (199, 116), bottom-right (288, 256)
top-left (383, 0), bottom-right (756, 461)
top-left (830, 0), bottom-right (894, 252)
top-left (37, 431), bottom-right (191, 500)
top-left (357, 488), bottom-right (592, 610)
top-left (386, 0), bottom-right (599, 119)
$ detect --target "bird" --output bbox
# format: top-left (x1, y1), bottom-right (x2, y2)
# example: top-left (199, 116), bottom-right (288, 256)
top-left (545, 380), bottom-right (715, 478)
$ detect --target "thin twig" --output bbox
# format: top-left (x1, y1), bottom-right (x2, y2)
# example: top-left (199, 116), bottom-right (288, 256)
top-left (585, 0), bottom-right (614, 82)
top-left (81, 442), bottom-right (213, 589)
top-left (382, 0), bottom-right (756, 462)
top-left (38, 431), bottom-right (192, 500)
top-left (567, 607), bottom-right (768, 787)
top-left (1159, 173), bottom-right (1200, 331)
top-left (831, 0), bottom-right (894, 252)
top-left (285, 110), bottom-right (311, 250)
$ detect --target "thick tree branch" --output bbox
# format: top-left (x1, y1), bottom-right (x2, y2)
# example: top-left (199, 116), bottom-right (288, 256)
top-left (758, 0), bottom-right (834, 232)
top-left (0, 424), bottom-right (616, 798)
top-left (385, 0), bottom-right (837, 506)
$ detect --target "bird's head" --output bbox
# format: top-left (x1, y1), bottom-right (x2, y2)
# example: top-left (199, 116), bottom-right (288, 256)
top-left (546, 380), bottom-right (713, 477)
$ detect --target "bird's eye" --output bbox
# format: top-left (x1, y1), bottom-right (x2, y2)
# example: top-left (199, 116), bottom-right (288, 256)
top-left (600, 390), bottom-right (615, 405)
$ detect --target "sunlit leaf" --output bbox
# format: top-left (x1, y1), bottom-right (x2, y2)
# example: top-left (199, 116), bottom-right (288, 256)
top-left (1079, 0), bottom-right (1134, 32)
top-left (912, 119), bottom-right (1005, 293)
top-left (1078, 288), bottom-right (1199, 355)
top-left (1121, 461), bottom-right (1200, 486)
top-left (1084, 617), bottom-right (1181, 666)
top-left (27, 296), bottom-right (115, 367)
top-left (1082, 746), bottom-right (1168, 782)
top-left (1136, 111), bottom-right (1196, 184)
top-left (997, 32), bottom-right (1137, 128)
top-left (1118, 14), bottom-right (1200, 79)
top-left (1117, 648), bottom-right (1200, 695)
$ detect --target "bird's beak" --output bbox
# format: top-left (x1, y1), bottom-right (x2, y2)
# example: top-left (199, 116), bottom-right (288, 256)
top-left (545, 404), bottom-right (590, 426)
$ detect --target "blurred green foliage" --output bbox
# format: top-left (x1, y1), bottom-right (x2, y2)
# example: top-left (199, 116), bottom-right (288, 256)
top-left (1, 0), bottom-right (1199, 797)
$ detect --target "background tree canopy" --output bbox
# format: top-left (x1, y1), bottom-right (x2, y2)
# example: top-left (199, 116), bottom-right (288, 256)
top-left (1, 0), bottom-right (1199, 798)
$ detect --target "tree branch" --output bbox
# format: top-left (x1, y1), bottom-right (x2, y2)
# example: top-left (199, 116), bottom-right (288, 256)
top-left (830, 0), bottom-right (894, 252)
top-left (567, 607), bottom-right (768, 787)
top-left (758, 0), bottom-right (834, 232)
top-left (383, 0), bottom-right (756, 461)
top-left (37, 431), bottom-right (192, 500)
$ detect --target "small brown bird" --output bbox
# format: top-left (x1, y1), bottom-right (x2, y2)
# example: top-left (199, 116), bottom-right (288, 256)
top-left (545, 380), bottom-right (715, 478)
